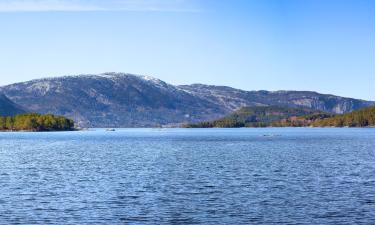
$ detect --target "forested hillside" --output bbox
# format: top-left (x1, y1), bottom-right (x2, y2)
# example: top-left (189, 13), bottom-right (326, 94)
top-left (186, 106), bottom-right (375, 128)
top-left (184, 106), bottom-right (324, 128)
top-left (312, 106), bottom-right (375, 127)
top-left (0, 113), bottom-right (75, 131)
top-left (1, 73), bottom-right (374, 127)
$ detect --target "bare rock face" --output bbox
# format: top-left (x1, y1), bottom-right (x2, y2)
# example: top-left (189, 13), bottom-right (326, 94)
top-left (0, 73), bottom-right (224, 127)
top-left (1, 73), bottom-right (373, 127)
top-left (0, 94), bottom-right (25, 116)
top-left (178, 84), bottom-right (374, 114)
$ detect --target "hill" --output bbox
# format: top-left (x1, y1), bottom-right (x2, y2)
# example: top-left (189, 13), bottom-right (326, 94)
top-left (184, 106), bottom-right (328, 128)
top-left (312, 106), bottom-right (375, 127)
top-left (0, 94), bottom-right (25, 116)
top-left (1, 73), bottom-right (374, 127)
top-left (192, 105), bottom-right (375, 128)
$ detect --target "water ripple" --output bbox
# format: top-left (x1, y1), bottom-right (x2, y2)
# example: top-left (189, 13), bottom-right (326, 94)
top-left (0, 128), bottom-right (374, 224)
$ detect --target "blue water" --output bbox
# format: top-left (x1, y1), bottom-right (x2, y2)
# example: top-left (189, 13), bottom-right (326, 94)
top-left (0, 128), bottom-right (375, 224)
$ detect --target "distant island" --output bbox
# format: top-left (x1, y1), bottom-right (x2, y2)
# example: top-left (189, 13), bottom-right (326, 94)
top-left (0, 113), bottom-right (75, 132)
top-left (184, 106), bottom-right (375, 128)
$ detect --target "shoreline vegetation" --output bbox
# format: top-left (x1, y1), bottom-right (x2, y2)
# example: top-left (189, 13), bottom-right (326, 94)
top-left (1, 106), bottom-right (374, 131)
top-left (0, 113), bottom-right (75, 132)
top-left (183, 106), bottom-right (375, 128)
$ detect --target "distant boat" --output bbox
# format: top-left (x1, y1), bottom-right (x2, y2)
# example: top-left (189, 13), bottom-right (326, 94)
top-left (106, 128), bottom-right (116, 132)
top-left (262, 134), bottom-right (281, 137)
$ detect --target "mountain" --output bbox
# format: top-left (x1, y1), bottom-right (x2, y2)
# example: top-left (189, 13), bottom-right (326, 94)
top-left (0, 73), bottom-right (374, 127)
top-left (178, 84), bottom-right (375, 114)
top-left (0, 73), bottom-right (224, 127)
top-left (0, 94), bottom-right (25, 116)
top-left (184, 106), bottom-right (328, 128)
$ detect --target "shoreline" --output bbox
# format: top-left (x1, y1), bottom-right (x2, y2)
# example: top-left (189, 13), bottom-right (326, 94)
top-left (1, 127), bottom-right (374, 132)
top-left (0, 129), bottom-right (78, 133)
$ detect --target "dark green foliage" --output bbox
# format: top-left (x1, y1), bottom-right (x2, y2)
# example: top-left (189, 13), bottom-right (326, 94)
top-left (0, 113), bottom-right (74, 131)
top-left (185, 105), bottom-right (375, 128)
top-left (272, 113), bottom-right (334, 127)
top-left (312, 106), bottom-right (375, 127)
top-left (184, 106), bottom-right (324, 128)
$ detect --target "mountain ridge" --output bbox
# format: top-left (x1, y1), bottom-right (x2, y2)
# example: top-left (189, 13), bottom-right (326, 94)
top-left (178, 83), bottom-right (374, 114)
top-left (1, 73), bottom-right (374, 127)
top-left (183, 83), bottom-right (370, 102)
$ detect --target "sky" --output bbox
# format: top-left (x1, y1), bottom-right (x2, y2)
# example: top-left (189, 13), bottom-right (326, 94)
top-left (0, 0), bottom-right (374, 100)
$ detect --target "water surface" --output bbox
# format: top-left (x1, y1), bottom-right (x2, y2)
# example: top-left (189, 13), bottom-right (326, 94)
top-left (0, 128), bottom-right (375, 224)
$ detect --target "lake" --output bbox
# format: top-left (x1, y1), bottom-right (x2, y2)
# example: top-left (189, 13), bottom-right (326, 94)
top-left (0, 128), bottom-right (375, 224)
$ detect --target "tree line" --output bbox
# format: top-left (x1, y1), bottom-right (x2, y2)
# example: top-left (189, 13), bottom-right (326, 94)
top-left (311, 106), bottom-right (375, 127)
top-left (184, 106), bottom-right (375, 128)
top-left (0, 113), bottom-right (75, 131)
top-left (183, 106), bottom-right (326, 128)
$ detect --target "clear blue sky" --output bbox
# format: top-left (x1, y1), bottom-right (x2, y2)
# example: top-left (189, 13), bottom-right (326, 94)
top-left (0, 0), bottom-right (374, 100)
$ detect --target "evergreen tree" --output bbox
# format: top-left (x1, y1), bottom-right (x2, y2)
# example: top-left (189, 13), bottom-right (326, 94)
top-left (0, 113), bottom-right (74, 131)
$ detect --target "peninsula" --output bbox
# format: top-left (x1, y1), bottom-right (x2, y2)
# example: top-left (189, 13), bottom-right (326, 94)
top-left (0, 113), bottom-right (75, 132)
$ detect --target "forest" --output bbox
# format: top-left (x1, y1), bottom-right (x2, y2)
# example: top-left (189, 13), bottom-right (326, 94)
top-left (311, 106), bottom-right (375, 127)
top-left (184, 106), bottom-right (324, 128)
top-left (0, 113), bottom-right (75, 131)
top-left (185, 106), bottom-right (375, 128)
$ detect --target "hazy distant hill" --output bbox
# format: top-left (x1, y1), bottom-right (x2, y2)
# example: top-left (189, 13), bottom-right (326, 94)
top-left (0, 94), bottom-right (25, 116)
top-left (1, 73), bottom-right (374, 127)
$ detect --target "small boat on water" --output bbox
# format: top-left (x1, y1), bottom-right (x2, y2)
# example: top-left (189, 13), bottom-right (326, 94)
top-left (262, 134), bottom-right (282, 137)
top-left (106, 128), bottom-right (116, 132)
